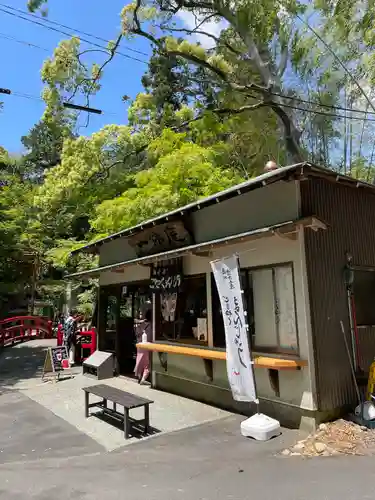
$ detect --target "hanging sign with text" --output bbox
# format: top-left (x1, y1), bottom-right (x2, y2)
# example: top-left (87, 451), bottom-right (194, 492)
top-left (150, 263), bottom-right (183, 292)
top-left (211, 255), bottom-right (257, 403)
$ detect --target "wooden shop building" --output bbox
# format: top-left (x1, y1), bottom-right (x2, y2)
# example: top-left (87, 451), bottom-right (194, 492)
top-left (67, 162), bottom-right (375, 430)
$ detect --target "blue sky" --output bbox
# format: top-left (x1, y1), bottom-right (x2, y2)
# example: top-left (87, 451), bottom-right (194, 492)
top-left (0, 1), bottom-right (152, 153)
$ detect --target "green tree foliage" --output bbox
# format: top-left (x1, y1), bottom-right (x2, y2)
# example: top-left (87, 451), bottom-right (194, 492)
top-left (93, 137), bottom-right (242, 234)
top-left (21, 117), bottom-right (75, 181)
top-left (0, 151), bottom-right (35, 314)
top-left (14, 0), bottom-right (375, 318)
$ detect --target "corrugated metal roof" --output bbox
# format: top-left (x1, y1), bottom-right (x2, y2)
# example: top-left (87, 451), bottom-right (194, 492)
top-left (66, 216), bottom-right (326, 280)
top-left (72, 161), bottom-right (375, 255)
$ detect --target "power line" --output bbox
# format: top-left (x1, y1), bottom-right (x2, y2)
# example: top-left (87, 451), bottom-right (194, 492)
top-left (274, 101), bottom-right (375, 122)
top-left (3, 4), bottom-right (375, 120)
top-left (0, 3), bottom-right (149, 57)
top-left (3, 86), bottom-right (375, 123)
top-left (1, 88), bottom-right (123, 117)
top-left (295, 13), bottom-right (375, 117)
top-left (0, 6), bottom-right (147, 65)
top-left (4, 2), bottom-right (375, 121)
top-left (0, 31), bottom-right (49, 51)
top-left (270, 90), bottom-right (375, 117)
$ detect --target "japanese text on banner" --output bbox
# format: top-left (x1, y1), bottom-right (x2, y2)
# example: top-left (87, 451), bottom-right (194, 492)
top-left (211, 255), bottom-right (257, 402)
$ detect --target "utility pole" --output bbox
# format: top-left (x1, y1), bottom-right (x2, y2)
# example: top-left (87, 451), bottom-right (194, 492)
top-left (1, 87), bottom-right (102, 114)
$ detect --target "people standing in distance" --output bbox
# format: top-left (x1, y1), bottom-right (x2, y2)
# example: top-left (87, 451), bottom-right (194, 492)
top-left (63, 309), bottom-right (82, 365)
top-left (134, 309), bottom-right (152, 385)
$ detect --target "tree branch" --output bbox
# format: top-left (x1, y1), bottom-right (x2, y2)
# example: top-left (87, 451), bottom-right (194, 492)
top-left (83, 142), bottom-right (149, 186)
top-left (163, 25), bottom-right (241, 55)
top-left (83, 99), bottom-right (265, 186)
top-left (127, 0), bottom-right (303, 162)
top-left (75, 34), bottom-right (123, 129)
top-left (277, 43), bottom-right (289, 78)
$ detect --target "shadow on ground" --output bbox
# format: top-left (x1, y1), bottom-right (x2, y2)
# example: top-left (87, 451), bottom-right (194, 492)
top-left (92, 410), bottom-right (161, 439)
top-left (0, 340), bottom-right (104, 465)
top-left (0, 391), bottom-right (104, 465)
top-left (0, 340), bottom-right (50, 390)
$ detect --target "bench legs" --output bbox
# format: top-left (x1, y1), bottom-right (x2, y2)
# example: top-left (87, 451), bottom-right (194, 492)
top-left (84, 394), bottom-right (150, 440)
top-left (144, 404), bottom-right (150, 435)
top-left (124, 405), bottom-right (149, 439)
top-left (85, 391), bottom-right (89, 418)
top-left (124, 408), bottom-right (130, 439)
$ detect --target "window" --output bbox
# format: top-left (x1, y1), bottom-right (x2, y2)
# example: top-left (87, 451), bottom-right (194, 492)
top-left (212, 263), bottom-right (298, 354)
top-left (352, 270), bottom-right (375, 326)
top-left (99, 291), bottom-right (118, 353)
top-left (211, 270), bottom-right (252, 349)
top-left (98, 283), bottom-right (152, 354)
top-left (155, 274), bottom-right (208, 345)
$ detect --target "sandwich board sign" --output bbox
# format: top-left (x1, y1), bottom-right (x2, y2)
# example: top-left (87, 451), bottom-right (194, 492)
top-left (42, 346), bottom-right (70, 381)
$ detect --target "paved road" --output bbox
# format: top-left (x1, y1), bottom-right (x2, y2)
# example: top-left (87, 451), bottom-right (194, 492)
top-left (0, 391), bottom-right (103, 464)
top-left (0, 414), bottom-right (375, 500)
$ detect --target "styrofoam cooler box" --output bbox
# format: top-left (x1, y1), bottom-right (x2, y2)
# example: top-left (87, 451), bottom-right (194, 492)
top-left (240, 413), bottom-right (281, 441)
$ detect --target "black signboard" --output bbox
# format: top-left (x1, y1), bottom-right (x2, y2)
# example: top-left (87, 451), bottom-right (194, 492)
top-left (51, 346), bottom-right (69, 371)
top-left (150, 264), bottom-right (183, 292)
top-left (42, 346), bottom-right (70, 381)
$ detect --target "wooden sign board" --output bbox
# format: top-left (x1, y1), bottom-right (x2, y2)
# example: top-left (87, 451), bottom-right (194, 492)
top-left (128, 221), bottom-right (193, 257)
top-left (42, 346), bottom-right (70, 382)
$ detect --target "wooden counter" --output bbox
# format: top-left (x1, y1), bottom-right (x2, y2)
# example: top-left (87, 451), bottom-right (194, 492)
top-left (136, 342), bottom-right (307, 371)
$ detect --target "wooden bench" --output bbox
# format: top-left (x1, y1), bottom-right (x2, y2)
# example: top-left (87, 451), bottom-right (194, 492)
top-left (83, 384), bottom-right (154, 439)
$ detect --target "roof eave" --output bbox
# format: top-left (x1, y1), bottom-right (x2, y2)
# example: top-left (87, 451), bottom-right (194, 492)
top-left (71, 162), bottom-right (309, 256)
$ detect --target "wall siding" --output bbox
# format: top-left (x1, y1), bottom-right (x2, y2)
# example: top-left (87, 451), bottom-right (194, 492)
top-left (190, 180), bottom-right (299, 243)
top-left (301, 178), bottom-right (375, 411)
top-left (155, 234), bottom-right (316, 410)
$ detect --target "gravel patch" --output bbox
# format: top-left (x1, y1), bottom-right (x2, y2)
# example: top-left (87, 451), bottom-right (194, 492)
top-left (281, 419), bottom-right (375, 457)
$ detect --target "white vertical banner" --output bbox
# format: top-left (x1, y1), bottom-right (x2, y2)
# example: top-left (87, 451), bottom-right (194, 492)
top-left (211, 255), bottom-right (258, 403)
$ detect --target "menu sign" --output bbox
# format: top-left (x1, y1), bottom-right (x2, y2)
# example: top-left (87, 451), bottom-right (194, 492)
top-left (50, 346), bottom-right (69, 371)
top-left (42, 346), bottom-right (70, 381)
top-left (211, 255), bottom-right (258, 403)
top-left (150, 264), bottom-right (183, 292)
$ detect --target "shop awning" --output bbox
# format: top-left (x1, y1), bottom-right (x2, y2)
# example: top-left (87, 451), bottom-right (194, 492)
top-left (65, 216), bottom-right (326, 280)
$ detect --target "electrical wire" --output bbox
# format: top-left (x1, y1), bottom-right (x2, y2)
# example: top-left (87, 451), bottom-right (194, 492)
top-left (3, 4), bottom-right (375, 120)
top-left (272, 101), bottom-right (375, 122)
top-left (1, 6), bottom-right (374, 121)
top-left (2, 7), bottom-right (374, 119)
top-left (0, 31), bottom-right (49, 51)
top-left (4, 90), bottom-right (123, 117)
top-left (268, 90), bottom-right (375, 117)
top-left (0, 3), bottom-right (149, 57)
top-left (0, 6), bottom-right (147, 65)
top-left (4, 87), bottom-right (375, 122)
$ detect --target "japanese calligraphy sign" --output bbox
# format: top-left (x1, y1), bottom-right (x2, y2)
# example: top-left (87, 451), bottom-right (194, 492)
top-left (150, 263), bottom-right (183, 292)
top-left (128, 221), bottom-right (193, 257)
top-left (211, 255), bottom-right (257, 403)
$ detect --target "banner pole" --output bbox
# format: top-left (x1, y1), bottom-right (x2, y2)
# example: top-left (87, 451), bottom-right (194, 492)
top-left (211, 253), bottom-right (280, 440)
top-left (235, 254), bottom-right (260, 409)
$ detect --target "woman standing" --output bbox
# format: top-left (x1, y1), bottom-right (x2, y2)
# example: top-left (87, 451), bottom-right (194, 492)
top-left (134, 309), bottom-right (152, 384)
top-left (63, 309), bottom-right (81, 365)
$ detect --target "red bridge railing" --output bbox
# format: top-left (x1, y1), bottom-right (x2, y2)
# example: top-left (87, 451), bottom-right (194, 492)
top-left (0, 316), bottom-right (53, 347)
top-left (56, 324), bottom-right (97, 363)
